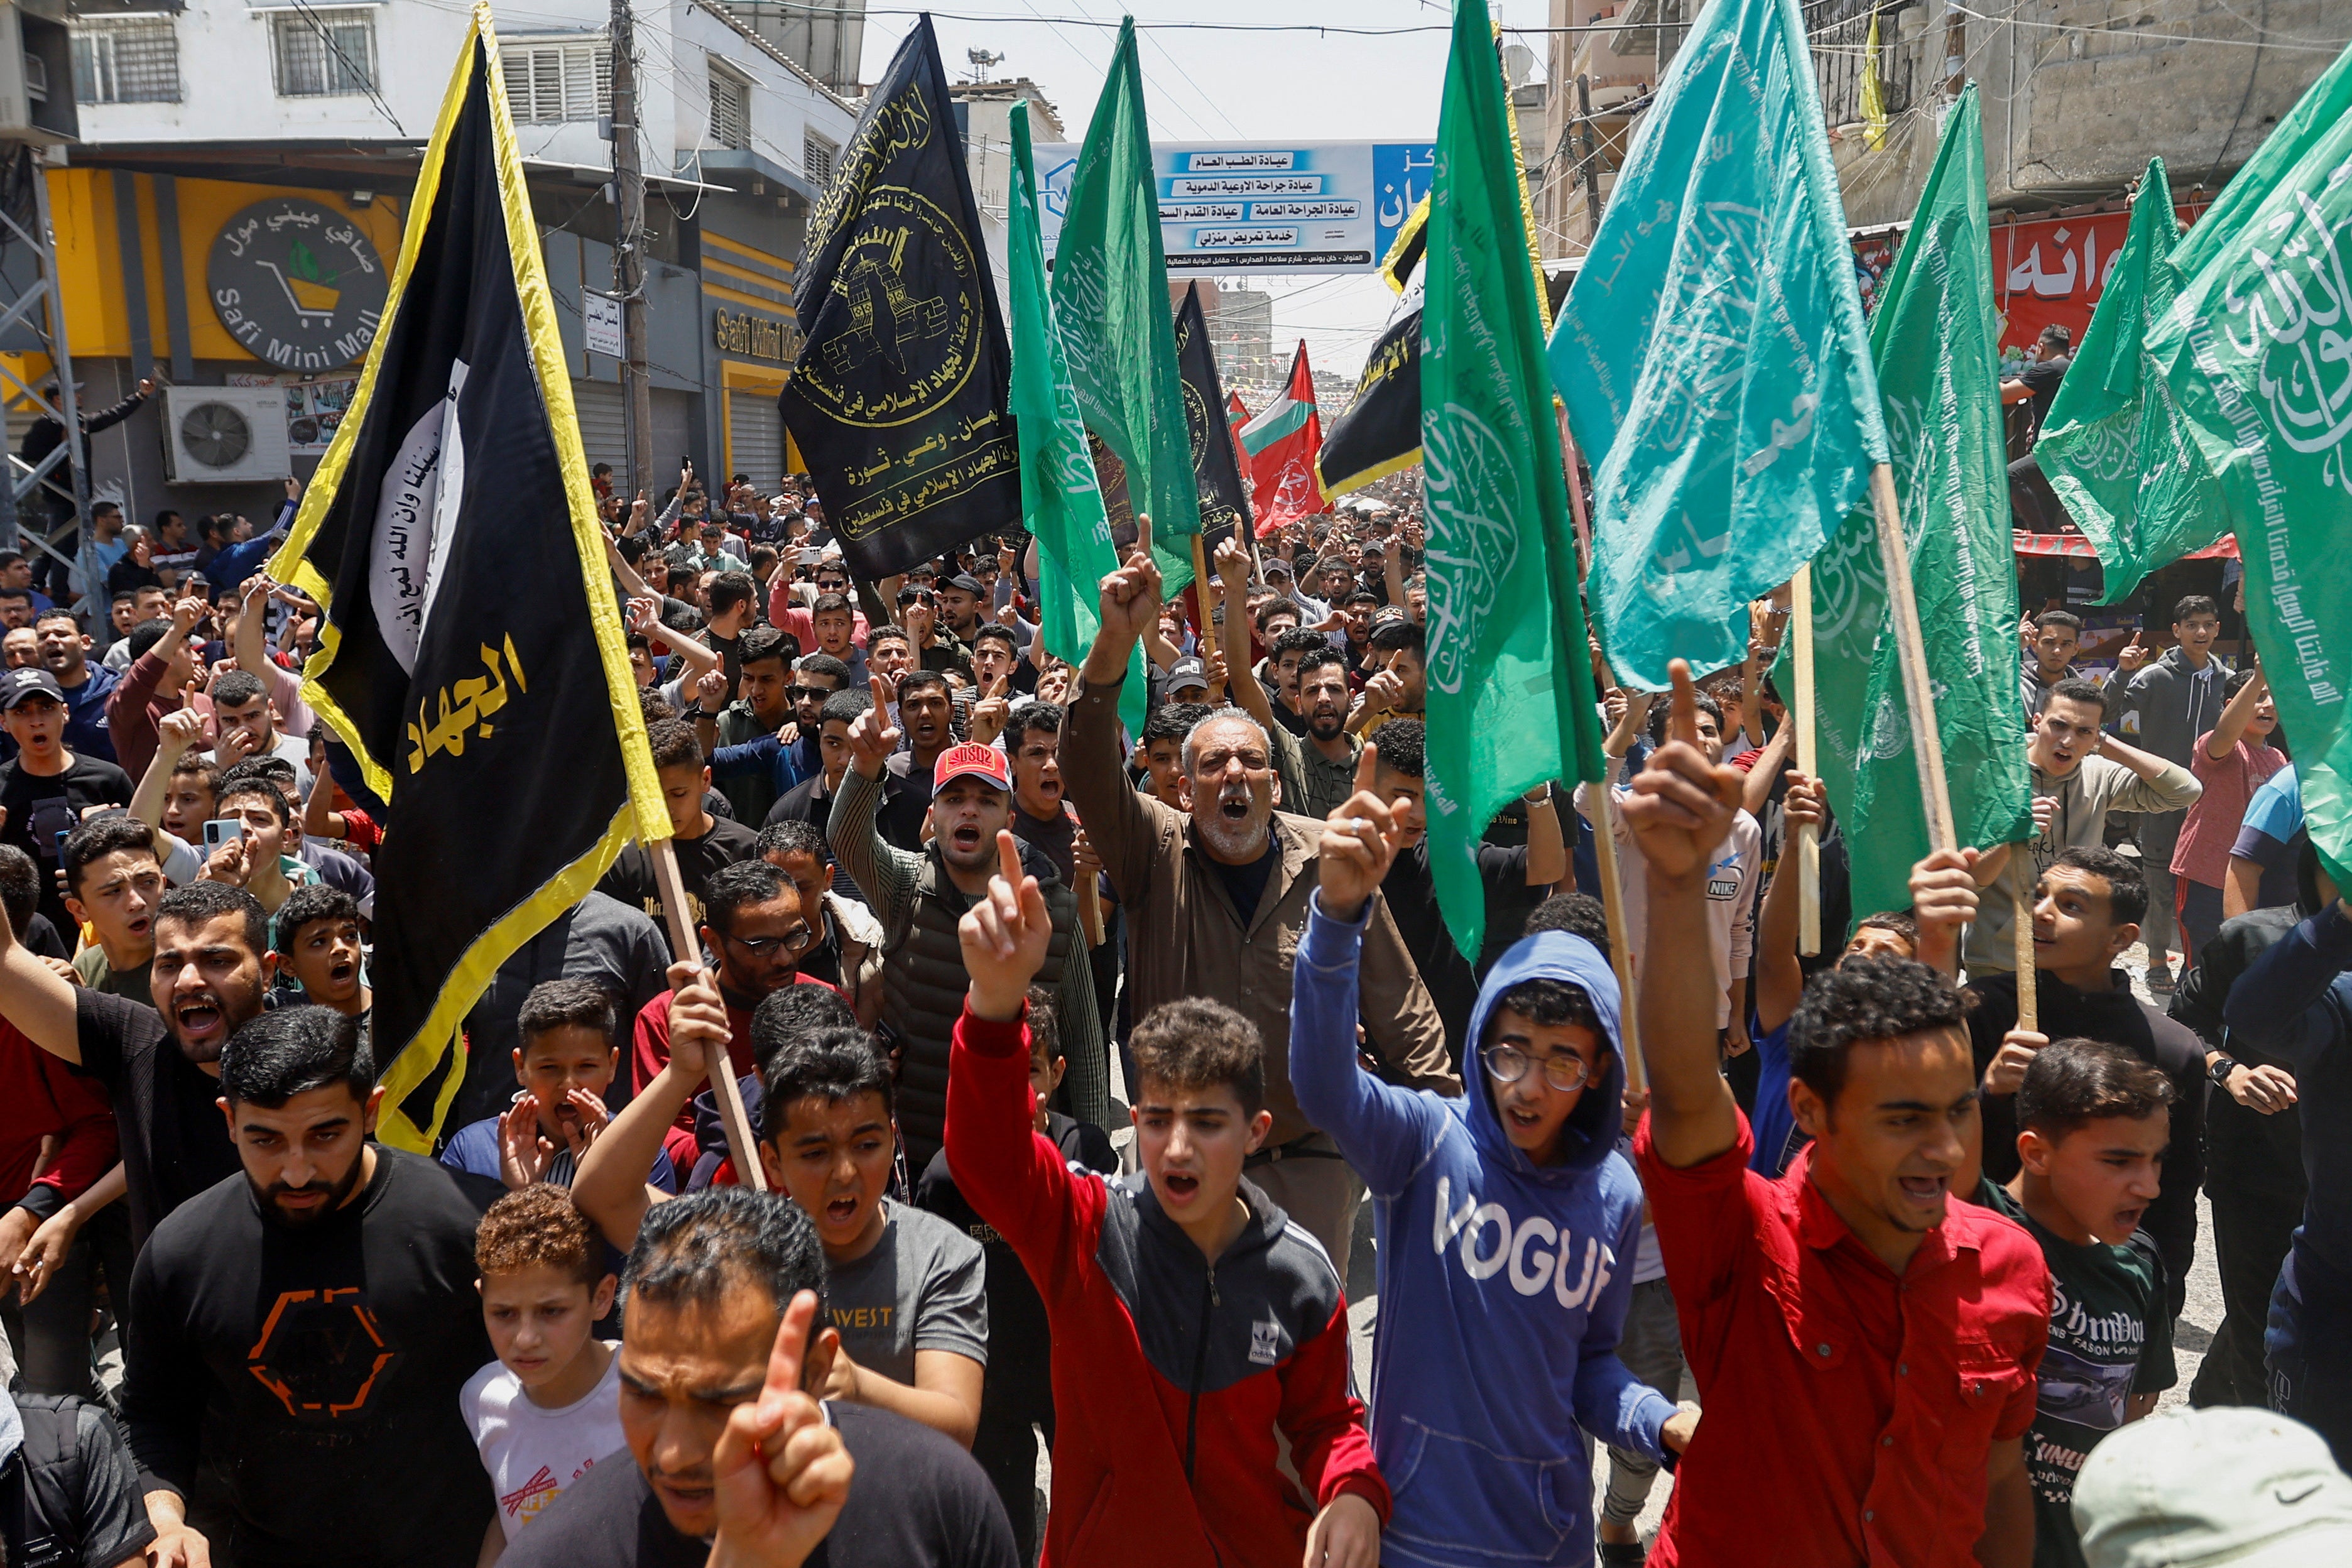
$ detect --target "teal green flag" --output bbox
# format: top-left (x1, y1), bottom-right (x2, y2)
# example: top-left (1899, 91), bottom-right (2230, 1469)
top-left (2141, 38), bottom-right (2352, 885)
top-left (2036, 44), bottom-right (2352, 604)
top-left (1790, 85), bottom-right (2030, 927)
top-left (1422, 0), bottom-right (1606, 962)
top-left (1549, 0), bottom-right (1887, 689)
top-left (1006, 102), bottom-right (1144, 738)
top-left (1050, 18), bottom-right (1200, 594)
top-left (2032, 161), bottom-right (2219, 604)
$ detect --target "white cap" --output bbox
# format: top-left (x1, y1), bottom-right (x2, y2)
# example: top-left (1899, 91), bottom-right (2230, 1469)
top-left (2074, 1408), bottom-right (2352, 1568)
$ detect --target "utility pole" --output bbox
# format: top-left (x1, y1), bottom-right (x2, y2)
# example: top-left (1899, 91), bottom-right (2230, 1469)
top-left (1574, 75), bottom-right (1604, 246)
top-left (1943, 0), bottom-right (1966, 97)
top-left (610, 0), bottom-right (653, 503)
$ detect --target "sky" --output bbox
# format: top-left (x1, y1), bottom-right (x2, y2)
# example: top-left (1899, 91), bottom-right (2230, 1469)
top-left (856, 1), bottom-right (1559, 387)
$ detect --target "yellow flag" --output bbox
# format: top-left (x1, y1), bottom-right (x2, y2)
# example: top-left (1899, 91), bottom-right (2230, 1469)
top-left (1861, 13), bottom-right (1888, 151)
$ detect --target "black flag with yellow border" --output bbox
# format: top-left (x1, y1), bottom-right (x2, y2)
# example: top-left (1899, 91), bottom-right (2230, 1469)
top-left (268, 4), bottom-right (669, 1151)
top-left (1318, 195), bottom-right (1427, 500)
top-left (781, 16), bottom-right (1018, 579)
top-left (1173, 282), bottom-right (1250, 547)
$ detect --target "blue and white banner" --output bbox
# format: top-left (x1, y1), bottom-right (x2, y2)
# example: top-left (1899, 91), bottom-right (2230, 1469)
top-left (1035, 139), bottom-right (1435, 275)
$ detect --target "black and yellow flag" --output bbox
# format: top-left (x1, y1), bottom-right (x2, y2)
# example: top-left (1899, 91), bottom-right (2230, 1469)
top-left (1318, 196), bottom-right (1428, 500)
top-left (1173, 283), bottom-right (1250, 548)
top-left (781, 16), bottom-right (1018, 579)
top-left (270, 4), bottom-right (668, 1151)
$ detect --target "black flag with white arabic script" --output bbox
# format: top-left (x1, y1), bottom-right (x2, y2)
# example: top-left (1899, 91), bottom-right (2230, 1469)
top-left (270, 13), bottom-right (668, 1151)
top-left (1318, 205), bottom-right (1425, 501)
top-left (1174, 282), bottom-right (1250, 548)
top-left (781, 16), bottom-right (1019, 579)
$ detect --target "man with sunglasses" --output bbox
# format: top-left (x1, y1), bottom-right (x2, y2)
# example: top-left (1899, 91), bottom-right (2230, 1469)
top-left (1291, 748), bottom-right (1694, 1568)
top-left (628, 857), bottom-right (834, 1175)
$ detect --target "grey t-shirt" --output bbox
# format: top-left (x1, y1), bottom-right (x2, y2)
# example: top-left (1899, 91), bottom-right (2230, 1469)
top-left (825, 1202), bottom-right (988, 1385)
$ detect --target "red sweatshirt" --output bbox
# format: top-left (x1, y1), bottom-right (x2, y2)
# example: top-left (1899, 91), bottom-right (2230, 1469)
top-left (945, 1005), bottom-right (1388, 1568)
top-left (0, 1020), bottom-right (118, 1219)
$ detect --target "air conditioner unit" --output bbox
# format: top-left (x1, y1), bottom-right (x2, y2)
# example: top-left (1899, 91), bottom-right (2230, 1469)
top-left (162, 386), bottom-right (291, 484)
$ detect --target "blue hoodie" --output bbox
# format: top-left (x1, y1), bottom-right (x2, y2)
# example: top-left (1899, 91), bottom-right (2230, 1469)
top-left (1291, 894), bottom-right (1673, 1568)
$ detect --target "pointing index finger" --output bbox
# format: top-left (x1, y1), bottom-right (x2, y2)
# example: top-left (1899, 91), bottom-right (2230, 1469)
top-left (1134, 512), bottom-right (1153, 565)
top-left (869, 674), bottom-right (890, 709)
top-left (1668, 660), bottom-right (1699, 749)
top-left (996, 827), bottom-right (1023, 890)
top-left (1351, 743), bottom-right (1379, 801)
top-left (761, 1288), bottom-right (820, 1420)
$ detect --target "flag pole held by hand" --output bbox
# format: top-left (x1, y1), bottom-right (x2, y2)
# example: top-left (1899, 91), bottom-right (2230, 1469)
top-left (1792, 567), bottom-right (1821, 956)
top-left (2009, 850), bottom-right (2038, 1032)
top-left (1588, 792), bottom-right (1645, 1095)
top-left (649, 836), bottom-right (766, 1191)
top-left (1868, 462), bottom-right (1956, 852)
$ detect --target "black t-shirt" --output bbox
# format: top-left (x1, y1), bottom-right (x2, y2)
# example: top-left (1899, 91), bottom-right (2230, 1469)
top-left (501, 1403), bottom-right (1018, 1568)
top-left (73, 989), bottom-right (241, 1251)
top-left (2017, 354), bottom-right (2071, 428)
top-left (597, 817), bottom-right (761, 959)
top-left (1208, 836), bottom-right (1280, 925)
top-left (121, 1149), bottom-right (502, 1568)
top-left (878, 752), bottom-right (937, 856)
top-left (0, 754), bottom-right (133, 936)
top-left (1386, 839), bottom-right (1530, 1069)
top-left (916, 1113), bottom-right (1117, 1401)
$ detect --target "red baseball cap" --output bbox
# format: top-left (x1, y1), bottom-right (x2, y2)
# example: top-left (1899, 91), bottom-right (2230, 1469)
top-left (932, 742), bottom-right (1011, 792)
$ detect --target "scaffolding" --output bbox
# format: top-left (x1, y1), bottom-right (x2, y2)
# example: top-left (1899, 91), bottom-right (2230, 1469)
top-left (0, 141), bottom-right (89, 583)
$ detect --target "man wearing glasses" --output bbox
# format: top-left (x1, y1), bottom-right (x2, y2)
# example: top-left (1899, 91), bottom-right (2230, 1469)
top-left (626, 856), bottom-right (829, 1177)
top-left (1290, 760), bottom-right (1696, 1568)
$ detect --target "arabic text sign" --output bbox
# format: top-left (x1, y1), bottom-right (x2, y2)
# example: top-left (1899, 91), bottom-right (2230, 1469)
top-left (1036, 140), bottom-right (1435, 275)
top-left (1984, 205), bottom-right (2209, 363)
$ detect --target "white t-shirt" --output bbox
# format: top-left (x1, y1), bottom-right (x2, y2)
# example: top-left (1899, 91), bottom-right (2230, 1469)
top-left (460, 1344), bottom-right (626, 1540)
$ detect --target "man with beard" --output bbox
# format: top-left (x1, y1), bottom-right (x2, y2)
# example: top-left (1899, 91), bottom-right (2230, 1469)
top-left (32, 608), bottom-right (116, 763)
top-left (1065, 522), bottom-right (1453, 1276)
top-left (875, 671), bottom-right (956, 855)
top-left (829, 716), bottom-right (1102, 1172)
top-left (1216, 540), bottom-right (1361, 825)
top-left (121, 1004), bottom-right (503, 1568)
top-left (0, 879), bottom-right (269, 1249)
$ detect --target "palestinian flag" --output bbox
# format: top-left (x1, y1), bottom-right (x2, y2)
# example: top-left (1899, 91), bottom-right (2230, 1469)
top-left (1239, 342), bottom-right (1323, 536)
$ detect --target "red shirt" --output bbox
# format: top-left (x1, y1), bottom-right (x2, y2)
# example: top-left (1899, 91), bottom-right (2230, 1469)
top-left (1634, 1114), bottom-right (2049, 1568)
top-left (631, 978), bottom-right (838, 1173)
top-left (0, 1020), bottom-right (118, 1215)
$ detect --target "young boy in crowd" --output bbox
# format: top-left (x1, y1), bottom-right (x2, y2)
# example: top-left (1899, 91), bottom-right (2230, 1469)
top-left (1974, 1039), bottom-right (2177, 1568)
top-left (442, 978), bottom-right (676, 1193)
top-left (273, 883), bottom-right (368, 1016)
top-left (463, 1184), bottom-right (624, 1562)
top-left (947, 830), bottom-right (1388, 1568)
top-left (60, 813), bottom-right (165, 999)
top-left (1292, 751), bottom-right (1689, 1568)
top-left (572, 965), bottom-right (989, 1450)
top-left (915, 986), bottom-right (1118, 1563)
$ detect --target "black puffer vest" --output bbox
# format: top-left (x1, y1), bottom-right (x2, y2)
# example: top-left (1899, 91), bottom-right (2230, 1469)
top-left (882, 835), bottom-right (1075, 1172)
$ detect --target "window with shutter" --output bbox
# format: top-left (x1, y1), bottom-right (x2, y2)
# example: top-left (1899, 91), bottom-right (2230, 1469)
top-left (803, 133), bottom-right (836, 186)
top-left (506, 41), bottom-right (612, 124)
top-left (709, 68), bottom-right (749, 151)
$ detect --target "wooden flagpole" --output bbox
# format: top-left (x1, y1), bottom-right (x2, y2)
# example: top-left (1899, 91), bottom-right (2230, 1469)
top-left (2010, 852), bottom-right (2039, 1031)
top-left (1557, 415), bottom-right (1643, 1090)
top-left (1792, 566), bottom-right (1822, 956)
top-left (1868, 462), bottom-right (1956, 852)
top-left (650, 836), bottom-right (767, 1190)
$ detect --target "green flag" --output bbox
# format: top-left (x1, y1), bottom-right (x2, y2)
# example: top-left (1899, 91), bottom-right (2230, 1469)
top-left (2141, 39), bottom-right (2352, 884)
top-left (2031, 161), bottom-right (2220, 604)
top-left (1006, 102), bottom-right (1145, 738)
top-left (1791, 85), bottom-right (2030, 928)
top-left (1422, 0), bottom-right (1605, 961)
top-left (1050, 18), bottom-right (1200, 594)
top-left (2035, 45), bottom-right (2352, 604)
top-left (1549, 0), bottom-right (1888, 689)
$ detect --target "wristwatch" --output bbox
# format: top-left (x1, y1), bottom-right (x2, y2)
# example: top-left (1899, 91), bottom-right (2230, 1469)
top-left (2208, 1054), bottom-right (2240, 1089)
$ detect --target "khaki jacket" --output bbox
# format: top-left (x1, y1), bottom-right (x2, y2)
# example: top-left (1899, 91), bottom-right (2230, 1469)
top-left (1065, 673), bottom-right (1458, 1144)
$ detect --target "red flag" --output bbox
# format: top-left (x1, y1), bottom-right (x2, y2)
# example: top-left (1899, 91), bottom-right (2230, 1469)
top-left (1239, 342), bottom-right (1322, 537)
top-left (1224, 390), bottom-right (1253, 473)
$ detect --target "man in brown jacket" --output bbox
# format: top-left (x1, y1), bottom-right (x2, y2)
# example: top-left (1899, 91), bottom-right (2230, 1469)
top-left (1064, 521), bottom-right (1456, 1278)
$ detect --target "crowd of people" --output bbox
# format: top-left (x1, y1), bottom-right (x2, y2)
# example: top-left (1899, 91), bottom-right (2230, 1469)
top-left (0, 452), bottom-right (2346, 1568)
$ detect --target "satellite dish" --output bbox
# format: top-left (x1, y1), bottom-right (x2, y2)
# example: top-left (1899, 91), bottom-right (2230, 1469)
top-left (1501, 43), bottom-right (1539, 87)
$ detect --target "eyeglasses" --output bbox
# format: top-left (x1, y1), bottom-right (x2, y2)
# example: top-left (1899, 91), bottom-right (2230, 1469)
top-left (722, 925), bottom-right (814, 959)
top-left (1481, 1044), bottom-right (1594, 1092)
